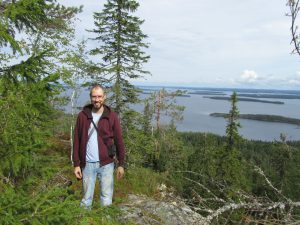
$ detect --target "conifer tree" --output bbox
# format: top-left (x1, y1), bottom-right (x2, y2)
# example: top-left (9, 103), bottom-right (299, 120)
top-left (217, 92), bottom-right (247, 192)
top-left (225, 91), bottom-right (241, 150)
top-left (89, 0), bottom-right (150, 115)
top-left (142, 99), bottom-right (153, 134)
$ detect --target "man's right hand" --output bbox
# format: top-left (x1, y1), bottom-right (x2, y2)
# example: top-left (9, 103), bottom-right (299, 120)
top-left (74, 166), bottom-right (82, 180)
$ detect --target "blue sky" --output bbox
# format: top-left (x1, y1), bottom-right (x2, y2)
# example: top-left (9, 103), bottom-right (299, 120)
top-left (60, 0), bottom-right (300, 89)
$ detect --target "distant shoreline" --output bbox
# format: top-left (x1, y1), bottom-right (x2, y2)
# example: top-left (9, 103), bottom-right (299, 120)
top-left (204, 96), bottom-right (284, 104)
top-left (210, 113), bottom-right (300, 126)
top-left (136, 85), bottom-right (300, 94)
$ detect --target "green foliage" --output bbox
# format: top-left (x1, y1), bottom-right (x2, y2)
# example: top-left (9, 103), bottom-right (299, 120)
top-left (0, 80), bottom-right (58, 180)
top-left (0, 176), bottom-right (123, 225)
top-left (179, 132), bottom-right (247, 201)
top-left (123, 124), bottom-right (155, 168)
top-left (0, 0), bottom-right (81, 182)
top-left (142, 99), bottom-right (153, 134)
top-left (188, 92), bottom-right (249, 194)
top-left (152, 126), bottom-right (191, 172)
top-left (1, 186), bottom-right (77, 225)
top-left (0, 0), bottom-right (81, 53)
top-left (187, 133), bottom-right (221, 182)
top-left (240, 139), bottom-right (300, 200)
top-left (88, 0), bottom-right (150, 115)
top-left (0, 127), bottom-right (128, 225)
top-left (215, 146), bottom-right (248, 193)
top-left (175, 132), bottom-right (300, 223)
top-left (180, 131), bottom-right (300, 201)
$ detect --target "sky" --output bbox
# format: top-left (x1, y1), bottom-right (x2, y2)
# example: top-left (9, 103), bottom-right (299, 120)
top-left (59, 0), bottom-right (300, 90)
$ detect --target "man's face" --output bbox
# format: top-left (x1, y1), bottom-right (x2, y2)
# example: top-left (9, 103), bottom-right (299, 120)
top-left (90, 88), bottom-right (106, 110)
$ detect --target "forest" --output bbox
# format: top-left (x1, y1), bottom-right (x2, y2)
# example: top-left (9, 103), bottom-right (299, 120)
top-left (1, 0), bottom-right (300, 224)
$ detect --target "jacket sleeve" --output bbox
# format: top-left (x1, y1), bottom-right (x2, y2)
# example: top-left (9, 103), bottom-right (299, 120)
top-left (112, 113), bottom-right (125, 167)
top-left (72, 114), bottom-right (81, 167)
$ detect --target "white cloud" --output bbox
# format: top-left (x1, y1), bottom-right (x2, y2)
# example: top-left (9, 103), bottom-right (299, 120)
top-left (235, 70), bottom-right (300, 88)
top-left (239, 70), bottom-right (259, 84)
top-left (288, 79), bottom-right (300, 85)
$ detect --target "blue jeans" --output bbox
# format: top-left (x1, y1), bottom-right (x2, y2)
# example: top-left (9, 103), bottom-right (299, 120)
top-left (80, 162), bottom-right (114, 208)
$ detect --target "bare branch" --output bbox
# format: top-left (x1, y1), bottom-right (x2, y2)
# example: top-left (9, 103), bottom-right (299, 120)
top-left (287, 0), bottom-right (300, 55)
top-left (254, 165), bottom-right (291, 202)
top-left (177, 168), bottom-right (300, 224)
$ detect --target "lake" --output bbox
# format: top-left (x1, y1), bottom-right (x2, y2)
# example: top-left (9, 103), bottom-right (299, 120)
top-left (64, 86), bottom-right (300, 142)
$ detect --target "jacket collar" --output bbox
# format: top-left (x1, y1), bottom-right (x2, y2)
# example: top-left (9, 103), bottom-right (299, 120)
top-left (82, 104), bottom-right (111, 119)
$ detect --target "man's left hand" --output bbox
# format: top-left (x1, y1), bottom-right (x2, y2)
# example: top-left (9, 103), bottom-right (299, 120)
top-left (116, 166), bottom-right (124, 180)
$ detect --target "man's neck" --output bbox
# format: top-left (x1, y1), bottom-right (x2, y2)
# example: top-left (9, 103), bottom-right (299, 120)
top-left (92, 106), bottom-right (104, 114)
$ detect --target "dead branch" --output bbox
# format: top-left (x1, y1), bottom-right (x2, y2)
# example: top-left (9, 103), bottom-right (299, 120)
top-left (176, 168), bottom-right (300, 224)
top-left (287, 0), bottom-right (300, 56)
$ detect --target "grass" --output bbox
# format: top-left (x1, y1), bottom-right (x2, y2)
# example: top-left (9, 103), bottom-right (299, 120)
top-left (115, 166), bottom-right (166, 201)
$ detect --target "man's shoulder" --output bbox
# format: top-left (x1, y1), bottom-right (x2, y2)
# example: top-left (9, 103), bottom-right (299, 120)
top-left (78, 109), bottom-right (87, 116)
top-left (77, 109), bottom-right (89, 120)
top-left (78, 104), bottom-right (92, 117)
top-left (104, 105), bottom-right (118, 117)
top-left (109, 110), bottom-right (118, 116)
top-left (106, 110), bottom-right (120, 127)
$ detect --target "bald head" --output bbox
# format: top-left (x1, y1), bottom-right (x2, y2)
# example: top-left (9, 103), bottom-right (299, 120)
top-left (90, 84), bottom-right (105, 97)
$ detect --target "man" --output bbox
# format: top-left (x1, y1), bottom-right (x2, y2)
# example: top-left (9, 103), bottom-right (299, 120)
top-left (73, 84), bottom-right (125, 208)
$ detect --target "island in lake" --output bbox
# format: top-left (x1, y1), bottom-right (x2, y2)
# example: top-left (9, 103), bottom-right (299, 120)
top-left (188, 91), bottom-right (226, 96)
top-left (204, 96), bottom-right (284, 104)
top-left (210, 113), bottom-right (300, 126)
top-left (237, 93), bottom-right (300, 99)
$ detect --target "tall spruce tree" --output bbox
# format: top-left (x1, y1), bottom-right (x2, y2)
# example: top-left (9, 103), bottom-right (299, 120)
top-left (225, 91), bottom-right (241, 149)
top-left (216, 91), bottom-right (247, 192)
top-left (89, 0), bottom-right (150, 115)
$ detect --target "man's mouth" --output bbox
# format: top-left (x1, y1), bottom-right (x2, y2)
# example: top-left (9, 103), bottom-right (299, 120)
top-left (94, 102), bottom-right (102, 106)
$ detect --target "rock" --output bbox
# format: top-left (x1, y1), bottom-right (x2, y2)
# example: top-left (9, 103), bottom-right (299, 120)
top-left (118, 194), bottom-right (205, 225)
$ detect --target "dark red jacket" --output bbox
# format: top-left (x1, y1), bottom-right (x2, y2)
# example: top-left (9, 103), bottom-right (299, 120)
top-left (72, 104), bottom-right (125, 168)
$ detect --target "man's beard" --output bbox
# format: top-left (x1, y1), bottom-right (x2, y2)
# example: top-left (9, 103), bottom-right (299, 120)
top-left (93, 102), bottom-right (103, 109)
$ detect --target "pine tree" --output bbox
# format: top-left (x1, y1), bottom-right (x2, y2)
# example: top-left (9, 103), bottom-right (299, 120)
top-left (89, 0), bottom-right (150, 115)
